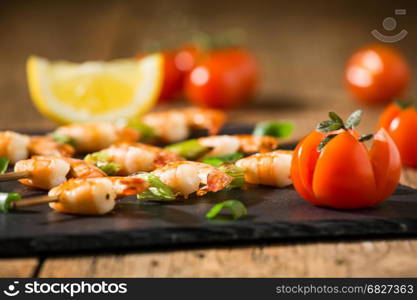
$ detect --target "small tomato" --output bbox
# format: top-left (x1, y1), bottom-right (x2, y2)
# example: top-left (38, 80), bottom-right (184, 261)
top-left (377, 102), bottom-right (417, 168)
top-left (185, 47), bottom-right (258, 109)
top-left (345, 45), bottom-right (410, 105)
top-left (291, 111), bottom-right (401, 209)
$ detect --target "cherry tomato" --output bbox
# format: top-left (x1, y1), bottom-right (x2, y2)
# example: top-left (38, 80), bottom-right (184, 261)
top-left (138, 45), bottom-right (203, 103)
top-left (378, 103), bottom-right (417, 167)
top-left (345, 45), bottom-right (410, 105)
top-left (291, 128), bottom-right (401, 209)
top-left (174, 44), bottom-right (202, 73)
top-left (184, 48), bottom-right (258, 109)
top-left (158, 51), bottom-right (184, 103)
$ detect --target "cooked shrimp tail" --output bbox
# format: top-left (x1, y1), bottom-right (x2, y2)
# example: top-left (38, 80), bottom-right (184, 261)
top-left (235, 150), bottom-right (293, 187)
top-left (181, 107), bottom-right (226, 135)
top-left (141, 107), bottom-right (227, 143)
top-left (86, 142), bottom-right (183, 175)
top-left (48, 177), bottom-right (148, 215)
top-left (150, 161), bottom-right (233, 198)
top-left (29, 136), bottom-right (75, 157)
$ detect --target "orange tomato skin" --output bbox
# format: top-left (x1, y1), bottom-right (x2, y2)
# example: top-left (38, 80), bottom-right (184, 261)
top-left (291, 131), bottom-right (325, 204)
top-left (291, 129), bottom-right (401, 209)
top-left (378, 104), bottom-right (417, 168)
top-left (345, 45), bottom-right (410, 105)
top-left (369, 128), bottom-right (401, 204)
top-left (185, 48), bottom-right (259, 109)
top-left (313, 131), bottom-right (377, 209)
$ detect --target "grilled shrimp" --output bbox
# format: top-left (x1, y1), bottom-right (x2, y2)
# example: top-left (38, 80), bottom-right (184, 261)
top-left (235, 150), bottom-right (293, 187)
top-left (53, 122), bottom-right (139, 153)
top-left (28, 136), bottom-right (75, 157)
top-left (151, 161), bottom-right (233, 197)
top-left (198, 134), bottom-right (278, 158)
top-left (142, 107), bottom-right (226, 143)
top-left (0, 131), bottom-right (30, 164)
top-left (14, 156), bottom-right (105, 190)
top-left (180, 107), bottom-right (226, 135)
top-left (14, 156), bottom-right (71, 190)
top-left (48, 177), bottom-right (148, 215)
top-left (99, 142), bottom-right (183, 175)
top-left (65, 158), bottom-right (106, 178)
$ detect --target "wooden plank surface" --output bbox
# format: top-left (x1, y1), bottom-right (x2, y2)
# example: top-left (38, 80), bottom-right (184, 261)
top-left (1, 0), bottom-right (417, 278)
top-left (39, 240), bottom-right (417, 277)
top-left (0, 259), bottom-right (39, 278)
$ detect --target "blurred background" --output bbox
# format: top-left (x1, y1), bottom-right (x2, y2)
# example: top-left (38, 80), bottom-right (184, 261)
top-left (1, 0), bottom-right (416, 135)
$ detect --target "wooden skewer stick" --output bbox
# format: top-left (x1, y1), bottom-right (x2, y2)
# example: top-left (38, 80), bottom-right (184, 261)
top-left (0, 171), bottom-right (30, 182)
top-left (12, 195), bottom-right (58, 209)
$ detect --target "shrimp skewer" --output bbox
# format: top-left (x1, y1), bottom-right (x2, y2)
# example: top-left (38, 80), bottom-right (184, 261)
top-left (6, 156), bottom-right (105, 190)
top-left (86, 142), bottom-right (183, 175)
top-left (147, 161), bottom-right (233, 198)
top-left (8, 177), bottom-right (148, 215)
top-left (52, 122), bottom-right (140, 153)
top-left (0, 131), bottom-right (30, 164)
top-left (28, 136), bottom-right (75, 157)
top-left (166, 134), bottom-right (279, 160)
top-left (0, 131), bottom-right (74, 166)
top-left (142, 107), bottom-right (226, 143)
top-left (235, 150), bottom-right (293, 188)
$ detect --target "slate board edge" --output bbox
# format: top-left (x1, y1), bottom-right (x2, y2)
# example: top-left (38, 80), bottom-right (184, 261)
top-left (2, 217), bottom-right (417, 258)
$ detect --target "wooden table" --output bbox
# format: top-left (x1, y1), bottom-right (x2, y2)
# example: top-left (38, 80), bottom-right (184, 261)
top-left (1, 0), bottom-right (417, 277)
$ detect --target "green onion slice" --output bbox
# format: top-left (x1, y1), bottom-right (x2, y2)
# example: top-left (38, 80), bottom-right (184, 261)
top-left (127, 119), bottom-right (156, 142)
top-left (165, 139), bottom-right (211, 160)
top-left (85, 152), bottom-right (120, 175)
top-left (202, 153), bottom-right (244, 167)
top-left (252, 122), bottom-right (294, 138)
top-left (136, 173), bottom-right (176, 201)
top-left (52, 134), bottom-right (76, 147)
top-left (206, 199), bottom-right (247, 220)
top-left (219, 164), bottom-right (245, 189)
top-left (0, 193), bottom-right (21, 213)
top-left (0, 157), bottom-right (10, 174)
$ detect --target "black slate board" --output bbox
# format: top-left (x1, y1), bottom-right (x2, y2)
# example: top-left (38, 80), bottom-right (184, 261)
top-left (0, 124), bottom-right (417, 258)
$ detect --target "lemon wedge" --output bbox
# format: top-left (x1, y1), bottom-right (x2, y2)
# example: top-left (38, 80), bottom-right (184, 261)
top-left (27, 54), bottom-right (163, 124)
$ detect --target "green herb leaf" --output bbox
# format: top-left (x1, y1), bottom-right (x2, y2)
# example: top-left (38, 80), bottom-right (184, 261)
top-left (0, 157), bottom-right (10, 174)
top-left (128, 119), bottom-right (156, 142)
top-left (316, 120), bottom-right (343, 132)
top-left (358, 134), bottom-right (374, 142)
top-left (202, 153), bottom-right (244, 167)
top-left (345, 110), bottom-right (363, 129)
top-left (96, 161), bottom-right (120, 176)
top-left (219, 164), bottom-right (245, 189)
top-left (252, 122), bottom-right (294, 138)
top-left (317, 134), bottom-right (338, 152)
top-left (85, 152), bottom-right (120, 175)
top-left (52, 134), bottom-right (76, 147)
top-left (136, 173), bottom-right (176, 201)
top-left (0, 193), bottom-right (21, 213)
top-left (206, 199), bottom-right (247, 220)
top-left (328, 112), bottom-right (344, 127)
top-left (165, 139), bottom-right (211, 160)
top-left (395, 100), bottom-right (410, 109)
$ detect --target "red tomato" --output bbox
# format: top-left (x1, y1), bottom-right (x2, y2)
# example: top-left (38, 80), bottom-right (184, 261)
top-left (184, 48), bottom-right (258, 109)
top-left (158, 51), bottom-right (184, 103)
top-left (174, 44), bottom-right (201, 73)
top-left (377, 103), bottom-right (417, 167)
top-left (291, 128), bottom-right (401, 209)
top-left (136, 50), bottom-right (186, 103)
top-left (345, 45), bottom-right (410, 105)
